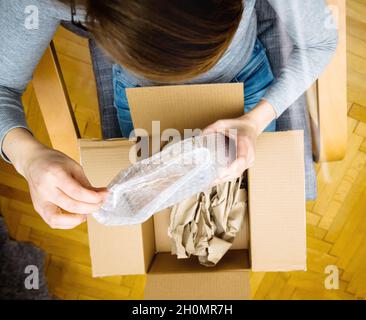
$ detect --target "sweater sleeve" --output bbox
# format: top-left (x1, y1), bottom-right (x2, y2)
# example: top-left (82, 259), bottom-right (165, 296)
top-left (263, 0), bottom-right (339, 117)
top-left (0, 0), bottom-right (66, 163)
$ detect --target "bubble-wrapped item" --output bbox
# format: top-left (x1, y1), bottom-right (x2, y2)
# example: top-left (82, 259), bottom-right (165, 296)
top-left (92, 133), bottom-right (236, 226)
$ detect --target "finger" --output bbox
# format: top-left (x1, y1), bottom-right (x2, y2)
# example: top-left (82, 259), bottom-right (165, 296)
top-left (246, 143), bottom-right (256, 167)
top-left (55, 170), bottom-right (103, 204)
top-left (203, 126), bottom-right (240, 146)
top-left (236, 137), bottom-right (255, 164)
top-left (92, 188), bottom-right (110, 200)
top-left (40, 202), bottom-right (86, 230)
top-left (71, 164), bottom-right (110, 200)
top-left (50, 188), bottom-right (103, 215)
top-left (70, 165), bottom-right (93, 188)
top-left (217, 158), bottom-right (247, 181)
top-left (213, 172), bottom-right (241, 185)
top-left (212, 176), bottom-right (230, 185)
top-left (229, 158), bottom-right (248, 175)
top-left (214, 137), bottom-right (249, 181)
top-left (203, 120), bottom-right (231, 135)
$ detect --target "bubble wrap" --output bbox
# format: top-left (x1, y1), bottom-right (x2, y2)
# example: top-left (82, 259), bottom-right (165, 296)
top-left (92, 133), bottom-right (236, 226)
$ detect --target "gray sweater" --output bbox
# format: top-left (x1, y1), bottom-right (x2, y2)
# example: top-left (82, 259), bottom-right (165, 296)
top-left (0, 0), bottom-right (338, 163)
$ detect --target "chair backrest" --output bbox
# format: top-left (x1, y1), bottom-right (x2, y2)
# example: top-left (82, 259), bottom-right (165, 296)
top-left (311, 0), bottom-right (348, 162)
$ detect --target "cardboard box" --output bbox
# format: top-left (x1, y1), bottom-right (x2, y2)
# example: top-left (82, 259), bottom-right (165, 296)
top-left (79, 83), bottom-right (306, 300)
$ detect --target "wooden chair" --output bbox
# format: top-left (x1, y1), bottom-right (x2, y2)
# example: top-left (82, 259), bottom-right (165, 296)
top-left (32, 0), bottom-right (347, 166)
top-left (307, 0), bottom-right (348, 162)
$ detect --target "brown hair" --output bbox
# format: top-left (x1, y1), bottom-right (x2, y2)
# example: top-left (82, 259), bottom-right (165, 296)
top-left (62, 0), bottom-right (243, 82)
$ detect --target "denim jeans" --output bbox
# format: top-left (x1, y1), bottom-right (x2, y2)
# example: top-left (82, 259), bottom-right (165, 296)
top-left (113, 38), bottom-right (276, 137)
top-left (231, 39), bottom-right (276, 131)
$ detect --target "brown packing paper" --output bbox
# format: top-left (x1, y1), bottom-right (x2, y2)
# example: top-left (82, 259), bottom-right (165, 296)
top-left (169, 177), bottom-right (247, 266)
top-left (153, 207), bottom-right (250, 252)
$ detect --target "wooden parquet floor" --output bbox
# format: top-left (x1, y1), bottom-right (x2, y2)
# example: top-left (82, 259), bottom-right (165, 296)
top-left (1, 0), bottom-right (365, 300)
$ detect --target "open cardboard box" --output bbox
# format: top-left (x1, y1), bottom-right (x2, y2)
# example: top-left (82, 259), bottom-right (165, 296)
top-left (79, 83), bottom-right (307, 300)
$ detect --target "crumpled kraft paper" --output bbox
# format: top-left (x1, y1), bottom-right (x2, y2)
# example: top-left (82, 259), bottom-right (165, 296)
top-left (168, 177), bottom-right (247, 266)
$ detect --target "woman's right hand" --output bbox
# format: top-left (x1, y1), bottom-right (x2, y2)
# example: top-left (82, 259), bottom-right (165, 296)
top-left (21, 147), bottom-right (108, 229)
top-left (3, 128), bottom-right (108, 229)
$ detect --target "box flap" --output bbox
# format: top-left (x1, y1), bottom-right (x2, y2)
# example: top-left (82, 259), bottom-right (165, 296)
top-left (145, 271), bottom-right (250, 300)
top-left (248, 131), bottom-right (307, 271)
top-left (126, 83), bottom-right (244, 134)
top-left (145, 251), bottom-right (250, 299)
top-left (79, 139), bottom-right (155, 276)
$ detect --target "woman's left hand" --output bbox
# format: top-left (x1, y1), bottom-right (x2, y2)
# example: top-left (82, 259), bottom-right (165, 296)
top-left (203, 116), bottom-right (258, 184)
top-left (203, 100), bottom-right (277, 184)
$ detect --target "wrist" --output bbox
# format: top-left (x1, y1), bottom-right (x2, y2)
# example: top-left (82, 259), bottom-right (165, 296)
top-left (2, 128), bottom-right (45, 176)
top-left (240, 100), bottom-right (277, 135)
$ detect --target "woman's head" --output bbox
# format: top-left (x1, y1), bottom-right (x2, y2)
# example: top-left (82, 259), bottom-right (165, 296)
top-left (65, 0), bottom-right (243, 82)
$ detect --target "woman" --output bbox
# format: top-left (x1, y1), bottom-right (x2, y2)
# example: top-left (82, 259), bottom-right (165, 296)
top-left (0, 0), bottom-right (338, 229)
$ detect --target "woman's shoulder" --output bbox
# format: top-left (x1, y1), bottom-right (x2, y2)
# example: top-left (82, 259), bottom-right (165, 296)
top-left (9, 0), bottom-right (82, 22)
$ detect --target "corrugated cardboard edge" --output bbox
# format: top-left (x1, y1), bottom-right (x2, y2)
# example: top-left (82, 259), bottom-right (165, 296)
top-left (248, 130), bottom-right (307, 272)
